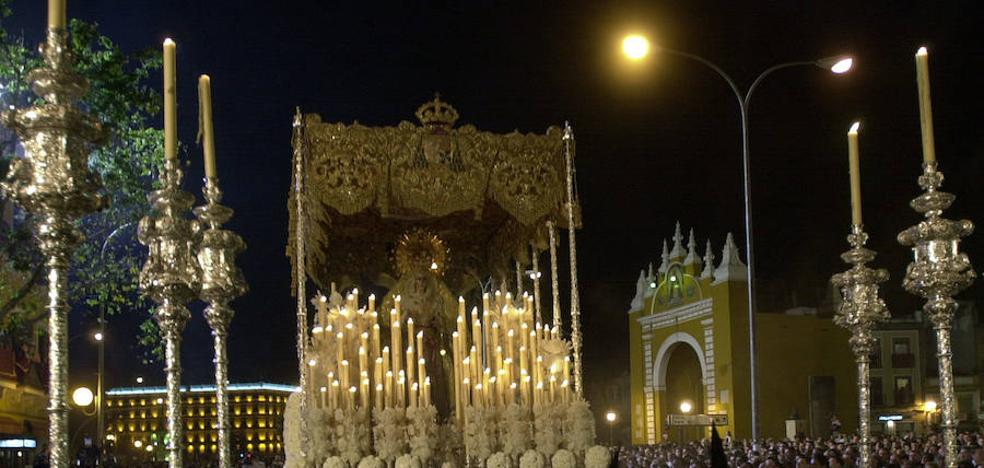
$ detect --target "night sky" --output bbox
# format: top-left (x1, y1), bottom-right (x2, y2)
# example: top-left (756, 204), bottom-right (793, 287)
top-left (7, 1), bottom-right (984, 408)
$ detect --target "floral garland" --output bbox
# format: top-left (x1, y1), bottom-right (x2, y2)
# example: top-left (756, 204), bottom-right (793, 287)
top-left (357, 455), bottom-right (385, 468)
top-left (551, 449), bottom-right (576, 468)
top-left (486, 451), bottom-right (509, 468)
top-left (436, 421), bottom-right (463, 467)
top-left (584, 445), bottom-right (611, 468)
top-left (406, 405), bottom-right (439, 464)
top-left (306, 405), bottom-right (334, 464)
top-left (463, 406), bottom-right (497, 461)
top-left (395, 454), bottom-right (422, 468)
top-left (563, 398), bottom-right (595, 456)
top-left (500, 403), bottom-right (532, 461)
top-left (283, 392), bottom-right (303, 468)
top-left (533, 402), bottom-right (564, 458)
top-left (337, 408), bottom-right (372, 466)
top-left (519, 449), bottom-right (545, 468)
top-left (322, 456), bottom-right (347, 468)
top-left (373, 407), bottom-right (408, 463)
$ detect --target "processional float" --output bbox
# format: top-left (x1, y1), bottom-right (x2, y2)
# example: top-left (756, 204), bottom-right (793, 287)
top-left (285, 97), bottom-right (609, 467)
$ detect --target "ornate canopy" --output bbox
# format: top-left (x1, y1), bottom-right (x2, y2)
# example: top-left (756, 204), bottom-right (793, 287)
top-left (288, 96), bottom-right (578, 295)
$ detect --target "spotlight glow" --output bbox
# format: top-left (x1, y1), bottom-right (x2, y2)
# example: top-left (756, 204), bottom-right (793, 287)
top-left (622, 35), bottom-right (650, 61)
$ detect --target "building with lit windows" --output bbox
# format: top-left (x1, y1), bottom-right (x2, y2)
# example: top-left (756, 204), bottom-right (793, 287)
top-left (104, 382), bottom-right (297, 463)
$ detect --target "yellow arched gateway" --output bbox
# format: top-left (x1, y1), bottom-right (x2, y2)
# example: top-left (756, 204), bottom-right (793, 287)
top-left (628, 223), bottom-right (858, 443)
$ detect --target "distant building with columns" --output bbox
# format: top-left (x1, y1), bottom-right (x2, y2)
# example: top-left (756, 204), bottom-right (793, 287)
top-left (627, 223), bottom-right (858, 443)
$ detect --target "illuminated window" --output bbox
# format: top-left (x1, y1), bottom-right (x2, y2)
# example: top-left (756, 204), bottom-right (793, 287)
top-left (129, 411), bottom-right (135, 419)
top-left (198, 408), bottom-right (204, 417)
top-left (198, 444), bottom-right (205, 454)
top-left (246, 420), bottom-right (253, 428)
top-left (258, 420), bottom-right (266, 428)
top-left (210, 444), bottom-right (217, 453)
top-left (235, 405), bottom-right (242, 416)
top-left (140, 423), bottom-right (146, 431)
top-left (151, 423), bottom-right (158, 431)
top-left (128, 424), bottom-right (135, 432)
top-left (186, 423), bottom-right (193, 430)
top-left (151, 411), bottom-right (158, 418)
top-left (186, 436), bottom-right (193, 443)
top-left (246, 432), bottom-right (254, 441)
top-left (198, 434), bottom-right (205, 443)
top-left (234, 396), bottom-right (241, 403)
top-left (210, 434), bottom-right (217, 443)
top-left (258, 395), bottom-right (266, 402)
top-left (140, 411), bottom-right (146, 419)
top-left (234, 419), bottom-right (241, 429)
top-left (246, 443), bottom-right (253, 451)
top-left (140, 399), bottom-right (146, 406)
top-left (246, 406), bottom-right (253, 415)
top-left (186, 409), bottom-right (193, 417)
top-left (187, 445), bottom-right (194, 453)
top-left (129, 399), bottom-right (135, 406)
top-left (259, 443), bottom-right (267, 452)
top-left (198, 396), bottom-right (205, 404)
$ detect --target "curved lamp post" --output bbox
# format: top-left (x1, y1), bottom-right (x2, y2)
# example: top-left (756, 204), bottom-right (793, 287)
top-left (622, 34), bottom-right (852, 439)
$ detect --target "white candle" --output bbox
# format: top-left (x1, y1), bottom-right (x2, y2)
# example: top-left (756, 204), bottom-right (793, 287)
top-left (847, 122), bottom-right (862, 226)
top-left (48, 0), bottom-right (66, 30)
top-left (198, 75), bottom-right (217, 178)
top-left (163, 39), bottom-right (177, 161)
top-left (915, 47), bottom-right (936, 164)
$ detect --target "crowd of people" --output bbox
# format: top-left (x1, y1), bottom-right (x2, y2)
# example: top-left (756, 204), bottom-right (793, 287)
top-left (614, 431), bottom-right (984, 467)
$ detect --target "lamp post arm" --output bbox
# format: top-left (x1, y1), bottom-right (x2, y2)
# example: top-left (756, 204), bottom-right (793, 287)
top-left (744, 61), bottom-right (817, 109)
top-left (659, 47), bottom-right (745, 113)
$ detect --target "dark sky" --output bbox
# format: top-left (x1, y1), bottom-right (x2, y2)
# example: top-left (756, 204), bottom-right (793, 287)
top-left (8, 1), bottom-right (984, 402)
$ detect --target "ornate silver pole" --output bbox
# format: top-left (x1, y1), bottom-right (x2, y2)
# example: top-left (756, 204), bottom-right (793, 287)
top-left (831, 225), bottom-right (889, 468)
top-left (194, 178), bottom-right (247, 468)
top-left (531, 243), bottom-right (542, 324)
top-left (562, 122), bottom-right (583, 397)
top-left (139, 154), bottom-right (200, 468)
top-left (0, 27), bottom-right (106, 468)
top-left (898, 162), bottom-right (975, 467)
top-left (290, 108), bottom-right (311, 463)
top-left (547, 221), bottom-right (561, 332)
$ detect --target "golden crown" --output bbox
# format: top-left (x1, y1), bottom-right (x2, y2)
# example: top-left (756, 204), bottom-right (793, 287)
top-left (415, 93), bottom-right (459, 127)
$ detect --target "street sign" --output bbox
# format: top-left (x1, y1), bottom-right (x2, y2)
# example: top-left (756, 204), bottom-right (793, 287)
top-left (667, 414), bottom-right (729, 426)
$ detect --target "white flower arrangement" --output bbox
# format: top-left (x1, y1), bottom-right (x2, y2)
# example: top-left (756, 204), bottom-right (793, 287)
top-left (322, 456), bottom-right (347, 468)
top-left (373, 407), bottom-right (408, 463)
top-left (306, 404), bottom-right (335, 465)
top-left (551, 449), bottom-right (576, 468)
top-left (395, 454), bottom-right (422, 468)
top-left (532, 402), bottom-right (564, 458)
top-left (337, 407), bottom-right (372, 466)
top-left (584, 445), bottom-right (611, 468)
top-left (357, 455), bottom-right (385, 468)
top-left (501, 403), bottom-right (531, 460)
top-left (486, 451), bottom-right (510, 468)
top-left (463, 406), bottom-right (496, 461)
top-left (283, 392), bottom-right (303, 468)
top-left (436, 421), bottom-right (463, 467)
top-left (563, 398), bottom-right (595, 456)
top-left (519, 449), bottom-right (545, 468)
top-left (406, 405), bottom-right (439, 464)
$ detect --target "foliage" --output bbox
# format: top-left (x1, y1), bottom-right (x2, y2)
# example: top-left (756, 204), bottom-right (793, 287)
top-left (0, 2), bottom-right (164, 360)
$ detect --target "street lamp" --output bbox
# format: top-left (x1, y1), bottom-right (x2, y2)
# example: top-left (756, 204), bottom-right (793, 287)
top-left (72, 387), bottom-right (94, 409)
top-left (679, 401), bottom-right (693, 414)
top-left (924, 400), bottom-right (938, 433)
top-left (621, 34), bottom-right (852, 439)
top-left (606, 410), bottom-right (618, 445)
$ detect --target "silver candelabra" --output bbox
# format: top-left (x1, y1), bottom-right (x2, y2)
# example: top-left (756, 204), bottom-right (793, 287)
top-left (194, 177), bottom-right (247, 468)
top-left (898, 161), bottom-right (975, 467)
top-left (138, 156), bottom-right (201, 468)
top-left (0, 28), bottom-right (106, 468)
top-left (831, 225), bottom-right (889, 468)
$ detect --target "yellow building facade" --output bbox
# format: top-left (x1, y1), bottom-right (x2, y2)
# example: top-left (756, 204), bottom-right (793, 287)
top-left (104, 382), bottom-right (296, 463)
top-left (628, 224), bottom-right (859, 443)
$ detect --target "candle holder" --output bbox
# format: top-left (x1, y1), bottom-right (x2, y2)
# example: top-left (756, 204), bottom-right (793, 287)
top-left (898, 161), bottom-right (975, 467)
top-left (194, 177), bottom-right (247, 468)
top-left (0, 28), bottom-right (106, 468)
top-left (139, 156), bottom-right (201, 468)
top-left (831, 225), bottom-right (889, 468)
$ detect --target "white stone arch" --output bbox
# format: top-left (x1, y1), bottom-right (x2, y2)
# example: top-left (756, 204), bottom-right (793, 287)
top-left (652, 331), bottom-right (707, 391)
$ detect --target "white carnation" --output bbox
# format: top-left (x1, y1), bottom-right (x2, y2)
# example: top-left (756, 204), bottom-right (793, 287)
top-left (584, 445), bottom-right (611, 468)
top-left (486, 451), bottom-right (510, 468)
top-left (357, 455), bottom-right (385, 468)
top-left (551, 449), bottom-right (576, 468)
top-left (322, 456), bottom-right (347, 468)
top-left (395, 454), bottom-right (422, 468)
top-left (519, 449), bottom-right (545, 468)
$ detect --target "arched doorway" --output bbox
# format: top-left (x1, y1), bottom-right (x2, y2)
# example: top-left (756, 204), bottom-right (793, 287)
top-left (664, 344), bottom-right (704, 442)
top-left (653, 332), bottom-right (707, 443)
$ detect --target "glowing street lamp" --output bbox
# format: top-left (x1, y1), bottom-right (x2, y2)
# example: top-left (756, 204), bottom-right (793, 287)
top-left (924, 400), bottom-right (938, 412)
top-left (72, 387), bottom-right (94, 407)
top-left (605, 410), bottom-right (618, 445)
top-left (619, 32), bottom-right (852, 440)
top-left (622, 34), bottom-right (650, 61)
top-left (679, 401), bottom-right (693, 414)
top-left (93, 331), bottom-right (103, 342)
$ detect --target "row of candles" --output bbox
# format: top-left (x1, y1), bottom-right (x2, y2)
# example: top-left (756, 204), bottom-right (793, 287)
top-left (844, 46), bottom-right (939, 226)
top-left (450, 291), bottom-right (572, 424)
top-left (308, 290), bottom-right (432, 411)
top-left (306, 288), bottom-right (573, 417)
